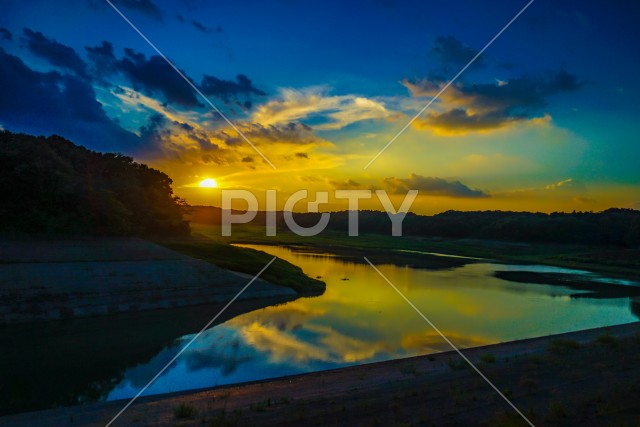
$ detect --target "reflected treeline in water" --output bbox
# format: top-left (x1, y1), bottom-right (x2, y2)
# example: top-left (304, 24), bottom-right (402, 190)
top-left (0, 297), bottom-right (293, 415)
top-left (277, 245), bottom-right (481, 270)
top-left (631, 299), bottom-right (640, 319)
top-left (494, 271), bottom-right (640, 299)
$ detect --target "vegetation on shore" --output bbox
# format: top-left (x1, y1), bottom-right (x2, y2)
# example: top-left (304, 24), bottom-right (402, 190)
top-left (190, 222), bottom-right (640, 280)
top-left (494, 271), bottom-right (640, 298)
top-left (157, 237), bottom-right (325, 294)
top-left (188, 205), bottom-right (640, 279)
top-left (188, 205), bottom-right (640, 246)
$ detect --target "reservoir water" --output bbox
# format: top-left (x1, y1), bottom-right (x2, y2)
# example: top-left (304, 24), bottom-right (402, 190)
top-left (2, 244), bottom-right (638, 415)
top-left (106, 244), bottom-right (639, 401)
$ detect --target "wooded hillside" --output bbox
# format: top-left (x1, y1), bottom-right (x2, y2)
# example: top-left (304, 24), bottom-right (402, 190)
top-left (0, 131), bottom-right (189, 236)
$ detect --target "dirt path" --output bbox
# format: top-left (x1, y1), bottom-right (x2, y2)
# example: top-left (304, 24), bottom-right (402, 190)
top-left (3, 322), bottom-right (639, 426)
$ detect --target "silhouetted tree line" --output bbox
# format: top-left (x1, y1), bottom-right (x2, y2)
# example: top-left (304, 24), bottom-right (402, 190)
top-left (0, 131), bottom-right (189, 236)
top-left (189, 206), bottom-right (640, 246)
top-left (279, 209), bottom-right (640, 245)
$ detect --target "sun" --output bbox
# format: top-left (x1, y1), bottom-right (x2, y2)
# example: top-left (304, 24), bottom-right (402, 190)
top-left (199, 178), bottom-right (218, 188)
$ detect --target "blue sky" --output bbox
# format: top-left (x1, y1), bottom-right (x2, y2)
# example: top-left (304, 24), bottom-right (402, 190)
top-left (1, 0), bottom-right (639, 212)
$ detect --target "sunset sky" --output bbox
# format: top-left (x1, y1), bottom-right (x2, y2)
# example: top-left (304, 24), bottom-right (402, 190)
top-left (1, 0), bottom-right (639, 213)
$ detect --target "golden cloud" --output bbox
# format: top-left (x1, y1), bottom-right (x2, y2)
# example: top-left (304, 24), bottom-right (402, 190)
top-left (403, 70), bottom-right (579, 135)
top-left (252, 86), bottom-right (396, 130)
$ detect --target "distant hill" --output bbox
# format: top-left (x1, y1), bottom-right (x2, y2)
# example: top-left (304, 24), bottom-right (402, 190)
top-left (0, 131), bottom-right (189, 236)
top-left (188, 206), bottom-right (640, 246)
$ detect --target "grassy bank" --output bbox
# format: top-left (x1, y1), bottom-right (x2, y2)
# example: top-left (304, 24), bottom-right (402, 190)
top-left (156, 236), bottom-right (325, 294)
top-left (190, 223), bottom-right (640, 280)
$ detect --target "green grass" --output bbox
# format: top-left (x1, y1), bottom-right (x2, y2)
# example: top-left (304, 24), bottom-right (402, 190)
top-left (173, 403), bottom-right (196, 419)
top-left (596, 334), bottom-right (619, 349)
top-left (479, 354), bottom-right (496, 364)
top-left (157, 237), bottom-right (324, 294)
top-left (206, 409), bottom-right (241, 427)
top-left (547, 339), bottom-right (581, 354)
top-left (546, 401), bottom-right (568, 420)
top-left (447, 358), bottom-right (468, 370)
top-left (398, 362), bottom-right (419, 375)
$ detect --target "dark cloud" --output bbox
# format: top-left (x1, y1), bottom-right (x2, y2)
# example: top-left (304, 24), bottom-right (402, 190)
top-left (431, 36), bottom-right (484, 69)
top-left (295, 152), bottom-right (309, 159)
top-left (0, 47), bottom-right (139, 152)
top-left (118, 48), bottom-right (201, 108)
top-left (85, 41), bottom-right (118, 80)
top-left (213, 122), bottom-right (316, 147)
top-left (406, 34), bottom-right (582, 134)
top-left (406, 70), bottom-right (580, 133)
top-left (299, 175), bottom-right (323, 183)
top-left (84, 44), bottom-right (261, 108)
top-left (139, 113), bottom-right (169, 142)
top-left (241, 156), bottom-right (254, 162)
top-left (417, 109), bottom-right (522, 133)
top-left (383, 174), bottom-right (488, 198)
top-left (329, 179), bottom-right (363, 190)
top-left (462, 71), bottom-right (579, 110)
top-left (200, 73), bottom-right (266, 103)
top-left (139, 114), bottom-right (219, 153)
top-left (176, 15), bottom-right (221, 33)
top-left (174, 121), bottom-right (194, 132)
top-left (0, 28), bottom-right (12, 42)
top-left (106, 0), bottom-right (163, 20)
top-left (191, 20), bottom-right (209, 33)
top-left (189, 130), bottom-right (218, 151)
top-left (22, 28), bottom-right (88, 79)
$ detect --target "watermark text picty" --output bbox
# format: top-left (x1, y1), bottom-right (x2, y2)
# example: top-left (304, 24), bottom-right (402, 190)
top-left (222, 189), bottom-right (418, 237)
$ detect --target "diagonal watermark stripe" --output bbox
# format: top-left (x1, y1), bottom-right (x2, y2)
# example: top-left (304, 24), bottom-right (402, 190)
top-left (363, 0), bottom-right (534, 170)
top-left (104, 257), bottom-right (277, 427)
top-left (104, 0), bottom-right (277, 169)
top-left (364, 257), bottom-right (535, 427)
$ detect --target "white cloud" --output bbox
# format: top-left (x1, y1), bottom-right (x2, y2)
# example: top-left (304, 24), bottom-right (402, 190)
top-left (545, 178), bottom-right (586, 191)
top-left (252, 86), bottom-right (395, 131)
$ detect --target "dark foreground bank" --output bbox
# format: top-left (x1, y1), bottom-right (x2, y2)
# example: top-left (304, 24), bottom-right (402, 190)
top-left (2, 322), bottom-right (639, 427)
top-left (0, 238), bottom-right (324, 325)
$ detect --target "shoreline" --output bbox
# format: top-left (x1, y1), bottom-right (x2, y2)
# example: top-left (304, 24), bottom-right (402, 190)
top-left (3, 321), bottom-right (639, 426)
top-left (230, 237), bottom-right (640, 282)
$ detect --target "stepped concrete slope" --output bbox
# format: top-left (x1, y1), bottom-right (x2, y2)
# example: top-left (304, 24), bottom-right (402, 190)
top-left (0, 239), bottom-right (295, 324)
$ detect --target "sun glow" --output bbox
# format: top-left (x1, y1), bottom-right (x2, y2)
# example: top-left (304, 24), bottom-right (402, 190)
top-left (199, 178), bottom-right (218, 188)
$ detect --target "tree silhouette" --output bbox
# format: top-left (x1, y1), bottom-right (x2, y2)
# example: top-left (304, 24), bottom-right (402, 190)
top-left (0, 131), bottom-right (189, 236)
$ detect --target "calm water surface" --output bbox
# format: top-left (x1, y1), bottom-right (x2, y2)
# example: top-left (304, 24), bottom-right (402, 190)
top-left (107, 245), bottom-right (638, 400)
